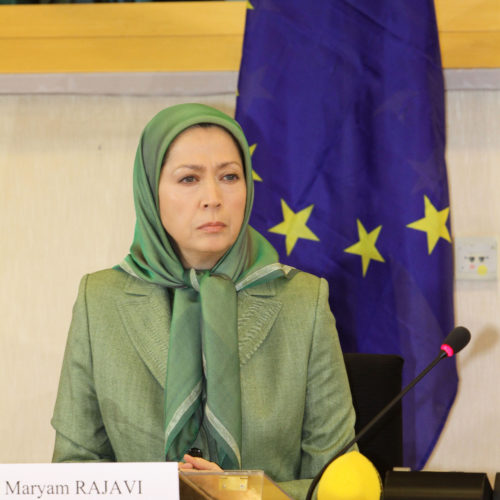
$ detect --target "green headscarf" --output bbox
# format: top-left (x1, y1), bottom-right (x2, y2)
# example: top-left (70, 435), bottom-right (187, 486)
top-left (119, 103), bottom-right (292, 469)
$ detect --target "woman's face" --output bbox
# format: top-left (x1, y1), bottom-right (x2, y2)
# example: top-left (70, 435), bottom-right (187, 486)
top-left (158, 126), bottom-right (247, 270)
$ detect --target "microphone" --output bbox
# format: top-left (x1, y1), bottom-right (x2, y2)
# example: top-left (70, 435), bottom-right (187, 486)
top-left (440, 326), bottom-right (470, 357)
top-left (317, 451), bottom-right (381, 500)
top-left (305, 326), bottom-right (471, 500)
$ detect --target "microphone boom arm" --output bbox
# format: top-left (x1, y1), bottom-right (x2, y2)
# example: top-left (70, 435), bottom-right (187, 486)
top-left (338, 351), bottom-right (445, 459)
top-left (305, 350), bottom-right (446, 500)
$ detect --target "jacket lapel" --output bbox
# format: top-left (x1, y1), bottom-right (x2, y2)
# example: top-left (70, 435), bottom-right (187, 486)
top-left (116, 274), bottom-right (171, 389)
top-left (237, 280), bottom-right (282, 365)
top-left (115, 274), bottom-right (282, 378)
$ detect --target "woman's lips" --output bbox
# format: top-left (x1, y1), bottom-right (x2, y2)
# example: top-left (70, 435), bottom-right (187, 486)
top-left (198, 222), bottom-right (227, 233)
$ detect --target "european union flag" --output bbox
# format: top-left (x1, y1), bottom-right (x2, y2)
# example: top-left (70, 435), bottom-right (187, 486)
top-left (235, 0), bottom-right (456, 470)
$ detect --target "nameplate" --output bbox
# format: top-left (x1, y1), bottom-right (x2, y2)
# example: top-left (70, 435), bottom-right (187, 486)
top-left (0, 463), bottom-right (179, 500)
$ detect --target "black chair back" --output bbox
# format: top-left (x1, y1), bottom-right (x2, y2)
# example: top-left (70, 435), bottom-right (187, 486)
top-left (343, 353), bottom-right (404, 476)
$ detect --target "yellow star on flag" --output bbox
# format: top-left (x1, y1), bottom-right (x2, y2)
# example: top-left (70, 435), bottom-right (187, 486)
top-left (249, 143), bottom-right (262, 181)
top-left (344, 219), bottom-right (385, 277)
top-left (406, 195), bottom-right (451, 254)
top-left (269, 199), bottom-right (319, 255)
top-left (247, 1), bottom-right (254, 9)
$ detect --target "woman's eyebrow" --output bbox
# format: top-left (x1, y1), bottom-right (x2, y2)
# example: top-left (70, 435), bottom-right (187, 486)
top-left (174, 164), bottom-right (203, 172)
top-left (216, 161), bottom-right (242, 169)
top-left (173, 161), bottom-right (242, 173)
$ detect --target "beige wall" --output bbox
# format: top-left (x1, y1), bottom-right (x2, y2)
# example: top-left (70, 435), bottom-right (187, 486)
top-left (1, 90), bottom-right (499, 474)
top-left (0, 94), bottom-right (236, 462)
top-left (426, 90), bottom-right (500, 475)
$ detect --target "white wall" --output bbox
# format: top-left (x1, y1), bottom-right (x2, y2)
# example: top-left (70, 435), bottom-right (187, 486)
top-left (1, 89), bottom-right (499, 474)
top-left (426, 90), bottom-right (500, 475)
top-left (0, 93), bottom-right (236, 462)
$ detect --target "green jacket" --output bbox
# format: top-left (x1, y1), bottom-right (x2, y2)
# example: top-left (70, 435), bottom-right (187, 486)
top-left (52, 268), bottom-right (356, 500)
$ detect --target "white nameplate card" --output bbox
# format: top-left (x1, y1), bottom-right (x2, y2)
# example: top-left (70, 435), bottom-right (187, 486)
top-left (0, 463), bottom-right (179, 500)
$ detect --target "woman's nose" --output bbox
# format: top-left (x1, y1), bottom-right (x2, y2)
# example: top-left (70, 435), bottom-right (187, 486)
top-left (202, 179), bottom-right (222, 208)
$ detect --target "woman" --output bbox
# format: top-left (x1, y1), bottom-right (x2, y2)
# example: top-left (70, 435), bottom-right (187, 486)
top-left (52, 103), bottom-right (356, 500)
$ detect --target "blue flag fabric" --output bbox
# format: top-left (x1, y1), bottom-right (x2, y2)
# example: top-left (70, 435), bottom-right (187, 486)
top-left (235, 0), bottom-right (456, 470)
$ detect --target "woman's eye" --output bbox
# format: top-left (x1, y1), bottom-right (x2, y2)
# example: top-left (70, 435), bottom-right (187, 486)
top-left (223, 173), bottom-right (239, 182)
top-left (180, 175), bottom-right (197, 183)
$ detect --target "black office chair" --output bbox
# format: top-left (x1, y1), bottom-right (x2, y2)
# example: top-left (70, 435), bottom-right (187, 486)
top-left (342, 353), bottom-right (404, 477)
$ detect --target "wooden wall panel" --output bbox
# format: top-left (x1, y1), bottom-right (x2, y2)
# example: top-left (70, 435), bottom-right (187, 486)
top-left (0, 36), bottom-right (243, 73)
top-left (435, 0), bottom-right (500, 68)
top-left (0, 2), bottom-right (246, 73)
top-left (0, 2), bottom-right (246, 37)
top-left (0, 0), bottom-right (498, 73)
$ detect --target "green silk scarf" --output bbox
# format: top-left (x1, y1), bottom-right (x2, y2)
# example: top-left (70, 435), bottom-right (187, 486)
top-left (119, 104), bottom-right (291, 469)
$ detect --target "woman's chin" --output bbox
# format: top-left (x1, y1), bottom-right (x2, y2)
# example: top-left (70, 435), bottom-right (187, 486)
top-left (181, 248), bottom-right (228, 270)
